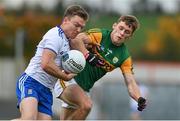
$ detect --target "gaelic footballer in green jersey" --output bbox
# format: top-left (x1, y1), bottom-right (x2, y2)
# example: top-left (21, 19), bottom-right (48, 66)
top-left (54, 15), bottom-right (147, 120)
top-left (75, 28), bottom-right (133, 92)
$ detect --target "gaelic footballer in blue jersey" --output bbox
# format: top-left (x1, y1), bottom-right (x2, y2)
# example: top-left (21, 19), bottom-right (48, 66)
top-left (13, 5), bottom-right (88, 120)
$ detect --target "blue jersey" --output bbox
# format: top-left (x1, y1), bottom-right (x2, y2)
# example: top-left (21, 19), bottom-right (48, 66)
top-left (25, 26), bottom-right (70, 89)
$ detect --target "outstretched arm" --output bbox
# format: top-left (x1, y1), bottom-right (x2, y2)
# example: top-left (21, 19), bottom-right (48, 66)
top-left (120, 57), bottom-right (146, 111)
top-left (123, 73), bottom-right (141, 101)
top-left (123, 73), bottom-right (146, 111)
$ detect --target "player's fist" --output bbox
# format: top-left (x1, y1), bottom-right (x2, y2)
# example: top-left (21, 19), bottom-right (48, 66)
top-left (85, 52), bottom-right (104, 67)
top-left (137, 97), bottom-right (146, 111)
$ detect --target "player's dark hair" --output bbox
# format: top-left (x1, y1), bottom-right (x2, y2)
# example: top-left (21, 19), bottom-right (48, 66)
top-left (64, 5), bottom-right (89, 21)
top-left (118, 15), bottom-right (140, 33)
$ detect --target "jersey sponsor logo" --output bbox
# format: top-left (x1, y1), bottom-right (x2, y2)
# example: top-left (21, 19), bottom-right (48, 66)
top-left (102, 61), bottom-right (114, 71)
top-left (93, 46), bottom-right (115, 71)
top-left (98, 58), bottom-right (114, 72)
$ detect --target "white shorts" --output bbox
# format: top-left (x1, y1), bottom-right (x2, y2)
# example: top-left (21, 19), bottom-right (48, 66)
top-left (54, 78), bottom-right (89, 109)
top-left (54, 78), bottom-right (77, 98)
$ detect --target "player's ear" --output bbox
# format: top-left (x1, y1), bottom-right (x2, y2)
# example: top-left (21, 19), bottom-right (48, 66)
top-left (112, 23), bottom-right (117, 29)
top-left (63, 17), bottom-right (69, 23)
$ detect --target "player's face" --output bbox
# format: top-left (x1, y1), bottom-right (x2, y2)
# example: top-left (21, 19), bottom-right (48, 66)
top-left (111, 21), bottom-right (133, 46)
top-left (63, 15), bottom-right (86, 39)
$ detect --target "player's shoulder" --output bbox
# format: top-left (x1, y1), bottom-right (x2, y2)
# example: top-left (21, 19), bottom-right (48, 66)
top-left (44, 26), bottom-right (59, 36)
top-left (86, 28), bottom-right (111, 40)
top-left (87, 28), bottom-right (101, 34)
top-left (43, 26), bottom-right (66, 41)
top-left (87, 28), bottom-right (110, 33)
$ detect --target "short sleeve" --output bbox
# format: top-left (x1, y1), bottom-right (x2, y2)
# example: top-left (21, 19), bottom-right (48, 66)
top-left (86, 28), bottom-right (102, 45)
top-left (43, 28), bottom-right (62, 55)
top-left (120, 57), bottom-right (134, 74)
top-left (44, 38), bottom-right (60, 55)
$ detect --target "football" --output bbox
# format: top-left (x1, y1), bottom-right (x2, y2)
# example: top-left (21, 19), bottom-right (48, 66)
top-left (61, 50), bottom-right (86, 73)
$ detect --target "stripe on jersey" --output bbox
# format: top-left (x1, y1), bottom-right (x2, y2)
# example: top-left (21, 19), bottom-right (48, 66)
top-left (57, 26), bottom-right (64, 39)
top-left (44, 47), bottom-right (58, 55)
top-left (19, 74), bottom-right (28, 99)
top-left (60, 79), bottom-right (66, 89)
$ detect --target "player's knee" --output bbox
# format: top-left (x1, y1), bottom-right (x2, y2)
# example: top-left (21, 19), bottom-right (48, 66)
top-left (86, 98), bottom-right (93, 111)
top-left (80, 98), bottom-right (92, 112)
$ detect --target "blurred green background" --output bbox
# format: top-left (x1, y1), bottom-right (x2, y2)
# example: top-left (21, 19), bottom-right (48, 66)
top-left (0, 0), bottom-right (179, 62)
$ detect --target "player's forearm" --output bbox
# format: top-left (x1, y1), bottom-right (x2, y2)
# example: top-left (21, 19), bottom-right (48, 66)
top-left (124, 73), bottom-right (147, 111)
top-left (124, 73), bottom-right (141, 101)
top-left (41, 49), bottom-right (71, 81)
top-left (41, 61), bottom-right (68, 81)
top-left (127, 80), bottom-right (141, 101)
top-left (70, 33), bottom-right (90, 55)
top-left (71, 40), bottom-right (88, 55)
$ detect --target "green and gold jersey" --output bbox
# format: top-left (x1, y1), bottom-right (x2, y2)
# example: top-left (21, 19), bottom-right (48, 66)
top-left (75, 28), bottom-right (133, 92)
